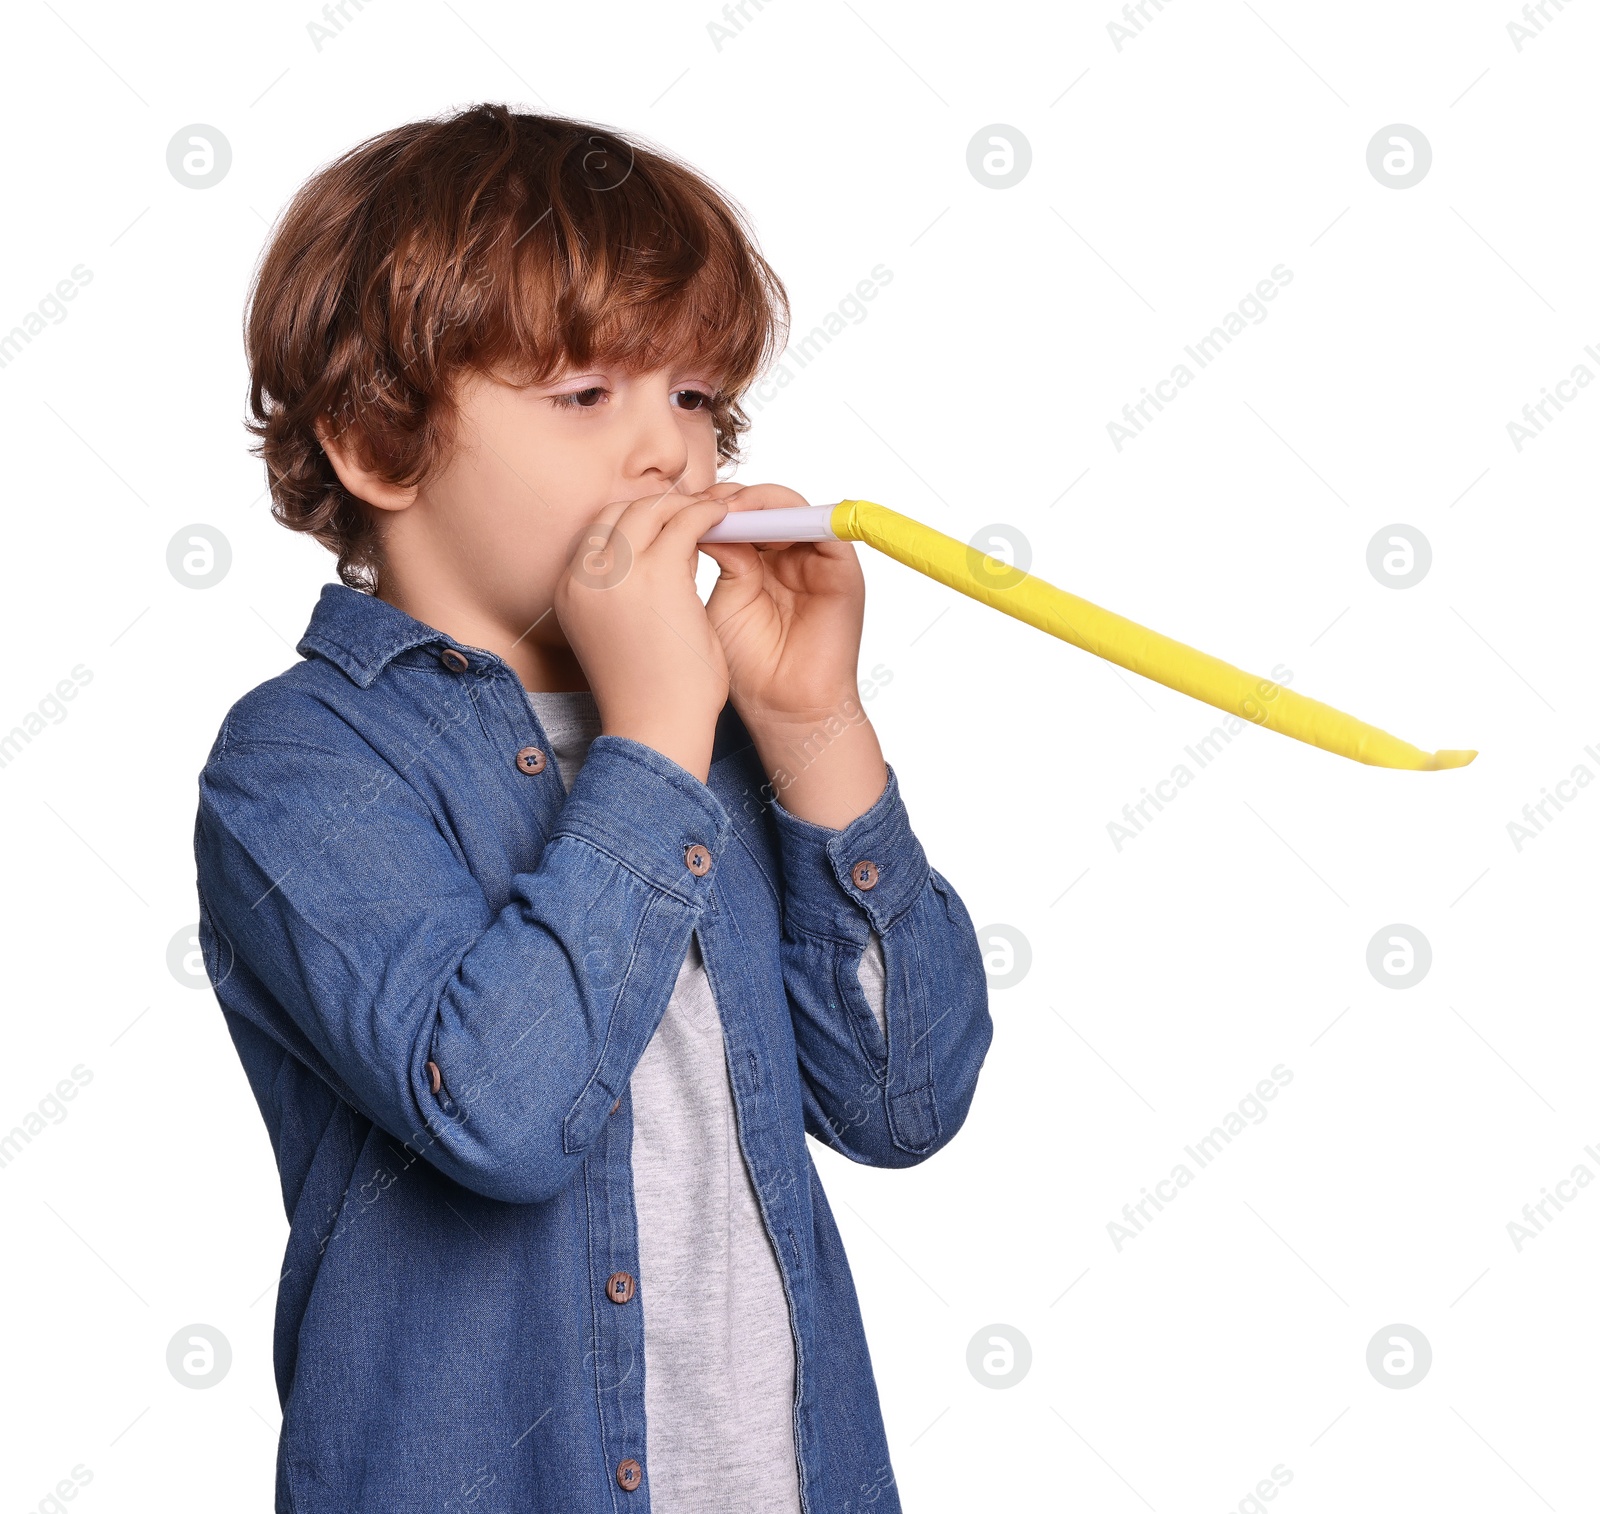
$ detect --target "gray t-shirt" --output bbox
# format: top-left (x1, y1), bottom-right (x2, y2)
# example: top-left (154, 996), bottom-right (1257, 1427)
top-left (525, 690), bottom-right (886, 1513)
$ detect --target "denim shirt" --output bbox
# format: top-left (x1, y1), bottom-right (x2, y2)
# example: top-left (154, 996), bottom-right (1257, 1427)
top-left (192, 582), bottom-right (994, 1514)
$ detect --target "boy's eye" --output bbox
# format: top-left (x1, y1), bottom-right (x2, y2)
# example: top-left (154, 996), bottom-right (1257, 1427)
top-left (552, 386), bottom-right (607, 410)
top-left (549, 386), bottom-right (716, 412)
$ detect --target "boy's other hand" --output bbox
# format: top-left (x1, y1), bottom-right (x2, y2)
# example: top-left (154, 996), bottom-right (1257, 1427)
top-left (699, 483), bottom-right (888, 829)
top-left (698, 483), bottom-right (867, 727)
top-left (553, 487), bottom-right (733, 783)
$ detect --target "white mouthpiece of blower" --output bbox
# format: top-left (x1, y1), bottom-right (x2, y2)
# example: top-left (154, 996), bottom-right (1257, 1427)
top-left (698, 504), bottom-right (840, 543)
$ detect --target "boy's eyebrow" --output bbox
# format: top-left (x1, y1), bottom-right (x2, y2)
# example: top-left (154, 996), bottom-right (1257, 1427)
top-left (536, 361), bottom-right (726, 385)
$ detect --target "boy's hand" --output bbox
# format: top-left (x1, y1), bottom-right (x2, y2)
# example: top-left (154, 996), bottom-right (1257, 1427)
top-left (698, 483), bottom-right (887, 828)
top-left (698, 483), bottom-right (864, 720)
top-left (553, 488), bottom-right (733, 783)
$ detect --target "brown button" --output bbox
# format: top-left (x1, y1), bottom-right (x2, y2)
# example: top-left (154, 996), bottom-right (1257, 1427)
top-left (515, 746), bottom-right (547, 775)
top-left (611, 1097), bottom-right (621, 1115)
top-left (684, 843), bottom-right (712, 877)
top-left (606, 1270), bottom-right (636, 1304)
top-left (439, 648), bottom-right (469, 673)
top-left (850, 859), bottom-right (880, 890)
top-left (425, 1060), bottom-right (442, 1094)
top-left (616, 1458), bottom-right (642, 1492)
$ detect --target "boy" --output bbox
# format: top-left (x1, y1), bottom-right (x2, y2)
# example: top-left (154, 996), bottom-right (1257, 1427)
top-left (194, 103), bottom-right (992, 1513)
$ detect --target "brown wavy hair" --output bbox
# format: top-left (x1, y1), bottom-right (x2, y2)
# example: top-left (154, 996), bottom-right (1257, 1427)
top-left (245, 103), bottom-right (790, 593)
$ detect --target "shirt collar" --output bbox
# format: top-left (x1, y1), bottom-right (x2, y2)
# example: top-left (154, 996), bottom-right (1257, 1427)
top-left (296, 583), bottom-right (492, 688)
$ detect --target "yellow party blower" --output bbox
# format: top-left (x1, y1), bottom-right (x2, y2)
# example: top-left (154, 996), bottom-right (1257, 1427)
top-left (699, 498), bottom-right (1476, 771)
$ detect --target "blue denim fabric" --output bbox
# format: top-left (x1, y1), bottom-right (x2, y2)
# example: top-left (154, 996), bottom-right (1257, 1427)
top-left (192, 583), bottom-right (993, 1513)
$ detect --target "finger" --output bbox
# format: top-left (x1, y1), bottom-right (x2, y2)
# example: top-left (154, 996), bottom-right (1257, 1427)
top-left (562, 498), bottom-right (640, 582)
top-left (702, 544), bottom-right (772, 631)
top-left (698, 540), bottom-right (761, 578)
top-left (715, 482), bottom-right (809, 513)
top-left (653, 497), bottom-right (735, 558)
top-left (613, 485), bottom-right (721, 554)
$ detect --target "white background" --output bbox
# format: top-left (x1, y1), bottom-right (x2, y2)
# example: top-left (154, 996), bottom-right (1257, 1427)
top-left (2, 2), bottom-right (1597, 1510)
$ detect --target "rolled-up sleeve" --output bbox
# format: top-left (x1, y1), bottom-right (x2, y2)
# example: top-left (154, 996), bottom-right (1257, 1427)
top-left (768, 761), bottom-right (993, 1167)
top-left (195, 725), bottom-right (729, 1206)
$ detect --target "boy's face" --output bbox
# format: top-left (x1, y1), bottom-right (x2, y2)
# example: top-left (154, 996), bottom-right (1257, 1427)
top-left (341, 357), bottom-right (725, 648)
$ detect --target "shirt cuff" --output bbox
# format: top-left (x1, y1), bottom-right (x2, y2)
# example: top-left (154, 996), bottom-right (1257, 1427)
top-left (768, 761), bottom-right (929, 936)
top-left (551, 734), bottom-right (732, 902)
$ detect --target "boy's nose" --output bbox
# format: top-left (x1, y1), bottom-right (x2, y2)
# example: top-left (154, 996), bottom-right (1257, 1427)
top-left (621, 394), bottom-right (694, 486)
